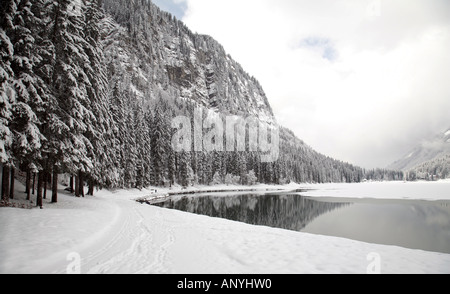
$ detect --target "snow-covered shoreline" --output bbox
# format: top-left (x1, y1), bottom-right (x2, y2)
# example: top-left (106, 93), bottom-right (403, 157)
top-left (1, 181), bottom-right (450, 274)
top-left (301, 180), bottom-right (450, 201)
top-left (135, 180), bottom-right (450, 203)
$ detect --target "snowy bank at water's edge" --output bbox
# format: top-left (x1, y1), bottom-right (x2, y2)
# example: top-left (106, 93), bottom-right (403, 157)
top-left (301, 180), bottom-right (450, 201)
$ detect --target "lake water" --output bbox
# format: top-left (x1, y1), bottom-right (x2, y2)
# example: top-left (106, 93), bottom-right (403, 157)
top-left (154, 191), bottom-right (450, 254)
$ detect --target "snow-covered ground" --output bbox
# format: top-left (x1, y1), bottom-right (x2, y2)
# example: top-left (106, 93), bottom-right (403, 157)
top-left (302, 180), bottom-right (450, 201)
top-left (1, 181), bottom-right (450, 274)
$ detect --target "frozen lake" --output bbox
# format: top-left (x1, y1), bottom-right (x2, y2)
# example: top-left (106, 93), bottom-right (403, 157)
top-left (155, 191), bottom-right (450, 254)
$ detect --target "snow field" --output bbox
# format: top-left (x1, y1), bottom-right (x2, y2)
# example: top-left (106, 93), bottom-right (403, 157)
top-left (1, 181), bottom-right (450, 274)
top-left (301, 180), bottom-right (450, 201)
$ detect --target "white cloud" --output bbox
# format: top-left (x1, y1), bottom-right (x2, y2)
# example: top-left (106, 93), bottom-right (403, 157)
top-left (183, 0), bottom-right (450, 168)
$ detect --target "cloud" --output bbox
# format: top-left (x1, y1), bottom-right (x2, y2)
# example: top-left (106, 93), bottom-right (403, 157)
top-left (183, 0), bottom-right (450, 168)
top-left (296, 37), bottom-right (338, 61)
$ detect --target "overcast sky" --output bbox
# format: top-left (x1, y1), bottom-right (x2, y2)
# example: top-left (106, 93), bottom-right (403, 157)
top-left (153, 0), bottom-right (450, 169)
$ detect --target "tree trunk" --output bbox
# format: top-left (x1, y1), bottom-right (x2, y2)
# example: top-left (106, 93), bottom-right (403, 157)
top-left (26, 169), bottom-right (31, 200)
top-left (9, 167), bottom-right (15, 199)
top-left (37, 172), bottom-right (43, 209)
top-left (52, 168), bottom-right (58, 203)
top-left (1, 166), bottom-right (10, 201)
top-left (69, 175), bottom-right (74, 193)
top-left (88, 179), bottom-right (94, 196)
top-left (32, 172), bottom-right (36, 195)
top-left (43, 171), bottom-right (47, 200)
top-left (75, 173), bottom-right (80, 197)
top-left (79, 171), bottom-right (84, 198)
top-left (48, 172), bottom-right (52, 189)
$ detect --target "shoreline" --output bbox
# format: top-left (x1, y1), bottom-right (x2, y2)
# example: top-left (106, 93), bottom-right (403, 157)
top-left (135, 185), bottom-right (293, 205)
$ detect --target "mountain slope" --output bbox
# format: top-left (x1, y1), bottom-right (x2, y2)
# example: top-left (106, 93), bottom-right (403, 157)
top-left (100, 0), bottom-right (395, 184)
top-left (101, 0), bottom-right (404, 185)
top-left (388, 128), bottom-right (450, 171)
top-left (407, 154), bottom-right (450, 180)
top-left (102, 0), bottom-right (274, 123)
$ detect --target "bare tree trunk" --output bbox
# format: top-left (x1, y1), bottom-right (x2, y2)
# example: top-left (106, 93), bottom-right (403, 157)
top-left (69, 175), bottom-right (74, 193)
top-left (79, 171), bottom-right (84, 198)
top-left (52, 168), bottom-right (58, 203)
top-left (32, 172), bottom-right (36, 195)
top-left (43, 171), bottom-right (47, 200)
top-left (37, 172), bottom-right (43, 209)
top-left (26, 169), bottom-right (31, 201)
top-left (1, 165), bottom-right (10, 201)
top-left (9, 167), bottom-right (15, 199)
top-left (88, 179), bottom-right (94, 196)
top-left (75, 173), bottom-right (80, 197)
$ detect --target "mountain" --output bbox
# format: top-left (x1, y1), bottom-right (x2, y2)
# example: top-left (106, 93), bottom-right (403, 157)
top-left (1, 0), bottom-right (402, 202)
top-left (102, 0), bottom-right (274, 124)
top-left (388, 128), bottom-right (450, 172)
top-left (406, 154), bottom-right (450, 180)
top-left (99, 0), bottom-right (377, 185)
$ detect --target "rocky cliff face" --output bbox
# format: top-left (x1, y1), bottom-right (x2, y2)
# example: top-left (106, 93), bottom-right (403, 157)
top-left (102, 0), bottom-right (274, 123)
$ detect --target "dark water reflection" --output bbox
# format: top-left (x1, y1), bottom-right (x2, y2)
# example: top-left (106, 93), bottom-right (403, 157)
top-left (155, 193), bottom-right (450, 254)
top-left (157, 193), bottom-right (348, 231)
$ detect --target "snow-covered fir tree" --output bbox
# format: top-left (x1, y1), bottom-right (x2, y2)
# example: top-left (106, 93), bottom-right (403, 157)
top-left (0, 0), bottom-right (17, 200)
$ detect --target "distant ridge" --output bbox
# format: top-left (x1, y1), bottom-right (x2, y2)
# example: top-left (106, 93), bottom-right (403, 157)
top-left (388, 127), bottom-right (450, 171)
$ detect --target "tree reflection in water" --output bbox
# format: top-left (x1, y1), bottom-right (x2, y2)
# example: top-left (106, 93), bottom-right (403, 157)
top-left (156, 193), bottom-right (350, 232)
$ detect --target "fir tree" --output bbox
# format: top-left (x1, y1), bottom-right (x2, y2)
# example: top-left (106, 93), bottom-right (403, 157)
top-left (9, 0), bottom-right (49, 196)
top-left (81, 0), bottom-right (111, 193)
top-left (0, 0), bottom-right (17, 200)
top-left (247, 170), bottom-right (257, 186)
top-left (43, 0), bottom-right (95, 178)
top-left (211, 171), bottom-right (222, 185)
top-left (151, 106), bottom-right (169, 186)
top-left (0, 0), bottom-right (16, 160)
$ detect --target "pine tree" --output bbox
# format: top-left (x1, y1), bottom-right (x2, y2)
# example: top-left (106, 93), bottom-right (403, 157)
top-left (8, 0), bottom-right (51, 197)
top-left (41, 0), bottom-right (95, 184)
top-left (134, 104), bottom-right (147, 189)
top-left (167, 147), bottom-right (176, 187)
top-left (151, 106), bottom-right (168, 186)
top-left (0, 0), bottom-right (19, 200)
top-left (238, 152), bottom-right (247, 185)
top-left (179, 150), bottom-right (190, 187)
top-left (81, 0), bottom-right (111, 193)
top-left (142, 108), bottom-right (154, 187)
top-left (201, 152), bottom-right (212, 185)
top-left (0, 0), bottom-right (16, 167)
top-left (123, 94), bottom-right (137, 188)
top-left (107, 81), bottom-right (127, 187)
top-left (225, 173), bottom-right (233, 186)
top-left (247, 170), bottom-right (257, 186)
top-left (1, 166), bottom-right (10, 201)
top-left (212, 171), bottom-right (222, 185)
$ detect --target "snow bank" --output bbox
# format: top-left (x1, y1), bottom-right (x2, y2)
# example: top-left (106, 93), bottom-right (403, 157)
top-left (301, 180), bottom-right (450, 201)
